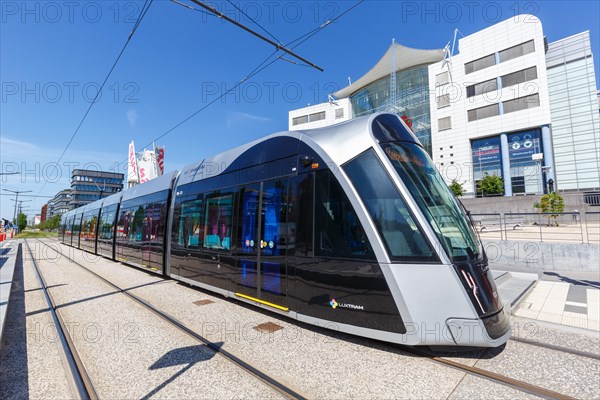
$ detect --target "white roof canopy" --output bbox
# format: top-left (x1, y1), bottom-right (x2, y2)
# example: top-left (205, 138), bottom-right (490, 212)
top-left (334, 42), bottom-right (445, 99)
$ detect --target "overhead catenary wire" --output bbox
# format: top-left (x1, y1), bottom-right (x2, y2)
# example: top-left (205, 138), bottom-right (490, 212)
top-left (169, 0), bottom-right (216, 16)
top-left (225, 0), bottom-right (283, 45)
top-left (188, 0), bottom-right (323, 72)
top-left (127, 0), bottom-right (365, 161)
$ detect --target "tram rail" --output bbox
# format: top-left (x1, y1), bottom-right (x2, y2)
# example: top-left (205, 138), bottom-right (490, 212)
top-left (30, 238), bottom-right (306, 400)
top-left (34, 237), bottom-right (593, 400)
top-left (24, 239), bottom-right (98, 400)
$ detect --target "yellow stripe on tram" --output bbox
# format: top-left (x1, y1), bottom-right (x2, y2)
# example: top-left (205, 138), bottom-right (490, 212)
top-left (235, 293), bottom-right (289, 312)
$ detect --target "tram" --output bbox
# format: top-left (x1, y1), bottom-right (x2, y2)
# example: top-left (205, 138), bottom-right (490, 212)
top-left (60, 113), bottom-right (510, 348)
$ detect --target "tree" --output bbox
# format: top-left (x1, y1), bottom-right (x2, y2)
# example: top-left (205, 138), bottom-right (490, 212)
top-left (449, 179), bottom-right (465, 197)
top-left (534, 192), bottom-right (565, 226)
top-left (479, 174), bottom-right (504, 196)
top-left (40, 215), bottom-right (61, 231)
top-left (17, 213), bottom-right (27, 233)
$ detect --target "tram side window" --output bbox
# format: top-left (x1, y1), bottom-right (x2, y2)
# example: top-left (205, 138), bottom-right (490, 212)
top-left (288, 174), bottom-right (313, 257)
top-left (100, 208), bottom-right (116, 239)
top-left (314, 170), bottom-right (374, 259)
top-left (178, 198), bottom-right (204, 248)
top-left (157, 202), bottom-right (169, 243)
top-left (129, 206), bottom-right (145, 242)
top-left (204, 193), bottom-right (233, 251)
top-left (343, 149), bottom-right (437, 263)
top-left (117, 209), bottom-right (131, 240)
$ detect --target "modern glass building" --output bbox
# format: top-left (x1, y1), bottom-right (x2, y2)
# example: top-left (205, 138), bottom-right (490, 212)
top-left (70, 169), bottom-right (124, 209)
top-left (348, 65), bottom-right (433, 153)
top-left (546, 31), bottom-right (600, 191)
top-left (288, 16), bottom-right (599, 196)
top-left (289, 42), bottom-right (444, 156)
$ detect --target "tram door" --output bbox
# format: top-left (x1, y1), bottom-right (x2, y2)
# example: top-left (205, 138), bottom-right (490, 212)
top-left (237, 179), bottom-right (288, 309)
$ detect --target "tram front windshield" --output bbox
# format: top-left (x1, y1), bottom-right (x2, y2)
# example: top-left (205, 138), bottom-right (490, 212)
top-left (381, 142), bottom-right (481, 262)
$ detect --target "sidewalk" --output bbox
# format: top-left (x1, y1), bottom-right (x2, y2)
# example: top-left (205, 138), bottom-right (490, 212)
top-left (490, 262), bottom-right (600, 287)
top-left (490, 263), bottom-right (600, 332)
top-left (0, 240), bottom-right (20, 347)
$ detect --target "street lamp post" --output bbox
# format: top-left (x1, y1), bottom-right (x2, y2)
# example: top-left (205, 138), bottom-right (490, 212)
top-left (2, 189), bottom-right (32, 222)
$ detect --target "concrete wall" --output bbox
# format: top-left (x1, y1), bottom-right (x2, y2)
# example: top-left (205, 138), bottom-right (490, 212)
top-left (461, 193), bottom-right (597, 214)
top-left (484, 240), bottom-right (600, 272)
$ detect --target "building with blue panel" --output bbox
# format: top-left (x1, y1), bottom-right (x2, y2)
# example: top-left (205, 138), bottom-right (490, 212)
top-left (288, 15), bottom-right (599, 197)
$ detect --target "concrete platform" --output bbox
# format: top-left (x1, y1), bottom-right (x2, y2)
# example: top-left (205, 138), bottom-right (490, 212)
top-left (0, 240), bottom-right (19, 348)
top-left (514, 280), bottom-right (600, 331)
top-left (492, 270), bottom-right (538, 312)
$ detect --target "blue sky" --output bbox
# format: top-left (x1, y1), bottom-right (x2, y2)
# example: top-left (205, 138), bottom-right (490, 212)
top-left (1, 0), bottom-right (599, 219)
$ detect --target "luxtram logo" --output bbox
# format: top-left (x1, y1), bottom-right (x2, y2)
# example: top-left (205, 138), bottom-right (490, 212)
top-left (329, 298), bottom-right (364, 311)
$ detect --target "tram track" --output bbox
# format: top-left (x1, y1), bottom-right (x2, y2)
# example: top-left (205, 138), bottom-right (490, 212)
top-left (24, 239), bottom-right (98, 400)
top-left (30, 238), bottom-right (306, 400)
top-left (400, 346), bottom-right (575, 400)
top-left (509, 335), bottom-right (600, 361)
top-left (35, 238), bottom-right (592, 400)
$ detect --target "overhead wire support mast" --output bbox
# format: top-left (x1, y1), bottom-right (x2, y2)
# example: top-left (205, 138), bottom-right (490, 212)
top-left (188, 0), bottom-right (324, 72)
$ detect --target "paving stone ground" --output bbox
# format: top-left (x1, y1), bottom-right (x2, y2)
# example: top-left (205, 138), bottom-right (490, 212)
top-left (1, 238), bottom-right (599, 399)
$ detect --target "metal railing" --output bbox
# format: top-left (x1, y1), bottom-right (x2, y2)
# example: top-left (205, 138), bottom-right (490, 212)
top-left (470, 212), bottom-right (600, 244)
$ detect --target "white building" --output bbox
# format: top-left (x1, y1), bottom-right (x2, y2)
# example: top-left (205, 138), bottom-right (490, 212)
top-left (289, 14), bottom-right (600, 196)
top-left (289, 98), bottom-right (352, 130)
top-left (546, 31), bottom-right (600, 191)
top-left (429, 15), bottom-right (554, 196)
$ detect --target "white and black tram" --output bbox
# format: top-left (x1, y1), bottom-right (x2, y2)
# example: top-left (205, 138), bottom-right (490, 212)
top-left (60, 113), bottom-right (510, 348)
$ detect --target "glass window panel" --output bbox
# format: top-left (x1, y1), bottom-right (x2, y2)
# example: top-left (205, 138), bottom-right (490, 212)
top-left (464, 54), bottom-right (496, 74)
top-left (436, 72), bottom-right (449, 86)
top-left (100, 206), bottom-right (116, 239)
top-left (309, 111), bottom-right (326, 122)
top-left (499, 40), bottom-right (535, 63)
top-left (503, 93), bottom-right (540, 114)
top-left (292, 115), bottom-right (308, 126)
top-left (467, 79), bottom-right (498, 97)
top-left (204, 193), bottom-right (233, 251)
top-left (178, 198), bottom-right (204, 248)
top-left (382, 143), bottom-right (481, 261)
top-left (314, 170), bottom-right (374, 259)
top-left (438, 116), bottom-right (452, 131)
top-left (467, 103), bottom-right (499, 121)
top-left (344, 149), bottom-right (436, 262)
top-left (437, 94), bottom-right (450, 108)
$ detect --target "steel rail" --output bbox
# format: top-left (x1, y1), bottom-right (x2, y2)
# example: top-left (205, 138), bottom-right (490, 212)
top-left (34, 238), bottom-right (306, 400)
top-left (402, 346), bottom-right (575, 400)
top-left (24, 239), bottom-right (98, 400)
top-left (510, 336), bottom-right (600, 361)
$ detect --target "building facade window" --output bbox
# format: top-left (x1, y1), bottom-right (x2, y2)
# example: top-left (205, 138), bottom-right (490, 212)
top-left (335, 108), bottom-right (344, 119)
top-left (471, 137), bottom-right (503, 195)
top-left (499, 40), bottom-right (535, 63)
top-left (310, 111), bottom-right (326, 122)
top-left (436, 94), bottom-right (450, 109)
top-left (466, 78), bottom-right (498, 98)
top-left (438, 116), bottom-right (452, 131)
top-left (467, 103), bottom-right (500, 122)
top-left (502, 93), bottom-right (540, 114)
top-left (501, 66), bottom-right (538, 88)
top-left (507, 129), bottom-right (543, 194)
top-left (292, 115), bottom-right (308, 126)
top-left (464, 54), bottom-right (496, 74)
top-left (349, 65), bottom-right (433, 155)
top-left (435, 72), bottom-right (449, 86)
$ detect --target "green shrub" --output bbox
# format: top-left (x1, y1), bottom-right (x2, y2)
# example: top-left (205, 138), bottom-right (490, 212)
top-left (449, 179), bottom-right (465, 197)
top-left (479, 174), bottom-right (504, 196)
